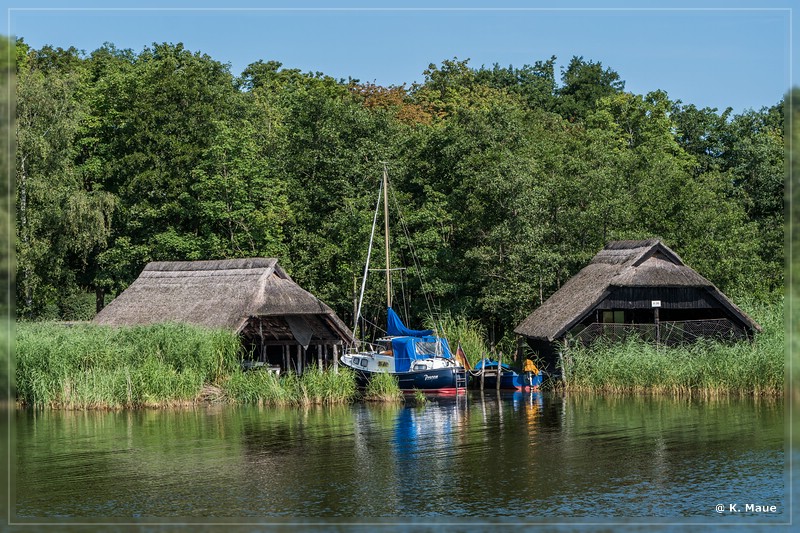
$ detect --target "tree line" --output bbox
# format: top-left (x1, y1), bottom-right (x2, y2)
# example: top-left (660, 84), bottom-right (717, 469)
top-left (14, 39), bottom-right (785, 347)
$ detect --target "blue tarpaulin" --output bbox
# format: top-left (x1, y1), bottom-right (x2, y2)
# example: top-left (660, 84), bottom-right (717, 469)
top-left (391, 335), bottom-right (453, 372)
top-left (386, 307), bottom-right (433, 337)
top-left (385, 307), bottom-right (453, 372)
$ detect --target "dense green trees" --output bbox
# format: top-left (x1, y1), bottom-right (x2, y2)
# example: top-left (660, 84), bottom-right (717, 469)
top-left (0, 36), bottom-right (12, 319)
top-left (15, 40), bottom-right (785, 349)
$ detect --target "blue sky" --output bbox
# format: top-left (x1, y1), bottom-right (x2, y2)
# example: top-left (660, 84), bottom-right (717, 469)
top-left (4, 1), bottom-right (796, 115)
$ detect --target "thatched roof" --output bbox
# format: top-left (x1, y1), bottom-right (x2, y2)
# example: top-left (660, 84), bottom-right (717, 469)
top-left (514, 239), bottom-right (761, 341)
top-left (93, 258), bottom-right (353, 343)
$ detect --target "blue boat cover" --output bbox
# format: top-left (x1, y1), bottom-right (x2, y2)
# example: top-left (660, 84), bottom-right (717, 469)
top-left (473, 359), bottom-right (514, 372)
top-left (386, 307), bottom-right (433, 337)
top-left (391, 335), bottom-right (453, 372)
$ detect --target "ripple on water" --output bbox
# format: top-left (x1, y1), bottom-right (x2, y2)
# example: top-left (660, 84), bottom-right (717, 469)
top-left (13, 394), bottom-right (786, 521)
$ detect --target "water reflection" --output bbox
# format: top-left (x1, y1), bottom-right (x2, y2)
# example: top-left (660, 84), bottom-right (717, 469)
top-left (13, 393), bottom-right (785, 522)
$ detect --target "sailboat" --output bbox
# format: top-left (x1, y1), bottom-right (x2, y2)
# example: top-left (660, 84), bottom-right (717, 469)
top-left (339, 165), bottom-right (467, 393)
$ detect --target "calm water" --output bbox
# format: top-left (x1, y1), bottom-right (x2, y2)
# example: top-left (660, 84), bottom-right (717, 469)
top-left (12, 392), bottom-right (787, 525)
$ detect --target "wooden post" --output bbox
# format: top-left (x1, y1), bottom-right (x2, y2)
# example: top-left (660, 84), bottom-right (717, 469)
top-left (496, 353), bottom-right (502, 391)
top-left (480, 355), bottom-right (485, 390)
top-left (333, 344), bottom-right (339, 374)
top-left (283, 345), bottom-right (289, 373)
top-left (654, 307), bottom-right (660, 346)
top-left (296, 345), bottom-right (303, 376)
top-left (259, 321), bottom-right (265, 363)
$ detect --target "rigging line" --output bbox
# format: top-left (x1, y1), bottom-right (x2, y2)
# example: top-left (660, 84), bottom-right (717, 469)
top-left (356, 177), bottom-right (384, 339)
top-left (388, 182), bottom-right (438, 329)
top-left (399, 266), bottom-right (411, 325)
top-left (392, 189), bottom-right (434, 326)
top-left (361, 317), bottom-right (387, 336)
top-left (403, 269), bottom-right (411, 325)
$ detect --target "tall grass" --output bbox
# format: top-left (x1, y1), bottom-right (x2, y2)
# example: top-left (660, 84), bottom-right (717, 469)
top-left (412, 388), bottom-right (428, 406)
top-left (222, 366), bottom-right (358, 406)
top-left (363, 371), bottom-right (403, 402)
top-left (16, 322), bottom-right (241, 408)
top-left (426, 311), bottom-right (492, 367)
top-left (0, 319), bottom-right (11, 400)
top-left (561, 297), bottom-right (785, 396)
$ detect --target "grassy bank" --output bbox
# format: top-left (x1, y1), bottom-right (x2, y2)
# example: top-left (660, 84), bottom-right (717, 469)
top-left (560, 297), bottom-right (785, 395)
top-left (16, 294), bottom-right (785, 407)
top-left (0, 319), bottom-right (10, 399)
top-left (221, 365), bottom-right (358, 406)
top-left (16, 322), bottom-right (242, 408)
top-left (16, 322), bottom-right (368, 408)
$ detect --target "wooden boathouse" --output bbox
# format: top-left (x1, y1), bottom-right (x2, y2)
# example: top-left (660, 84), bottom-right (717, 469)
top-left (93, 258), bottom-right (354, 374)
top-left (514, 239), bottom-right (761, 375)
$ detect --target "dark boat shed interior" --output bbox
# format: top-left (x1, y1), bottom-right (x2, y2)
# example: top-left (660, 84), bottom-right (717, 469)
top-left (514, 240), bottom-right (761, 375)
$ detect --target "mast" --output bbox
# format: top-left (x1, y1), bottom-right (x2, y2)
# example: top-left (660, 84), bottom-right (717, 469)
top-left (383, 163), bottom-right (392, 309)
top-left (356, 178), bottom-right (384, 341)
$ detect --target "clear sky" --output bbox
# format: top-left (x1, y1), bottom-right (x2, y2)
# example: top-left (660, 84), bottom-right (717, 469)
top-left (3, 1), bottom-right (796, 115)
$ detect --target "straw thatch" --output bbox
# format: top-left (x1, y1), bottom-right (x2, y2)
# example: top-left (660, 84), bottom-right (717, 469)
top-left (93, 258), bottom-right (353, 344)
top-left (514, 239), bottom-right (760, 341)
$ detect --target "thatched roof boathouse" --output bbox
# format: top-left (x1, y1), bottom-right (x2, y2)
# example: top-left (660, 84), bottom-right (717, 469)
top-left (514, 239), bottom-right (761, 375)
top-left (93, 258), bottom-right (354, 374)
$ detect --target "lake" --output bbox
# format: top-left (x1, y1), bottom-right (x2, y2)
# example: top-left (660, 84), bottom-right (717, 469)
top-left (11, 392), bottom-right (788, 528)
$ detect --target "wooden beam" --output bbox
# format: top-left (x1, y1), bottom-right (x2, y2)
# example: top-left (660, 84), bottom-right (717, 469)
top-left (333, 345), bottom-right (339, 374)
top-left (243, 339), bottom-right (340, 347)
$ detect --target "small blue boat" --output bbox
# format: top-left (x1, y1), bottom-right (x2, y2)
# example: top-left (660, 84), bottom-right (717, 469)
top-left (472, 359), bottom-right (542, 391)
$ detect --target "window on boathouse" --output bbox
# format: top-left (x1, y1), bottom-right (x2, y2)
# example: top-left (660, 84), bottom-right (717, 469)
top-left (602, 310), bottom-right (625, 324)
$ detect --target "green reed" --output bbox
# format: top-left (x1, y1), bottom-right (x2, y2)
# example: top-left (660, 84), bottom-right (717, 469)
top-left (412, 388), bottom-right (428, 406)
top-left (425, 311), bottom-right (491, 367)
top-left (16, 322), bottom-right (241, 408)
top-left (363, 370), bottom-right (403, 402)
top-left (561, 297), bottom-right (784, 395)
top-left (222, 366), bottom-right (358, 406)
top-left (0, 319), bottom-right (11, 400)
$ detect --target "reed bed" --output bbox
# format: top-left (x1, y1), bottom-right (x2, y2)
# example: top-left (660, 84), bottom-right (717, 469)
top-left (222, 366), bottom-right (358, 406)
top-left (561, 297), bottom-right (785, 396)
top-left (16, 322), bottom-right (241, 408)
top-left (790, 289), bottom-right (800, 401)
top-left (0, 319), bottom-right (11, 399)
top-left (363, 371), bottom-right (403, 402)
top-left (426, 311), bottom-right (492, 367)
